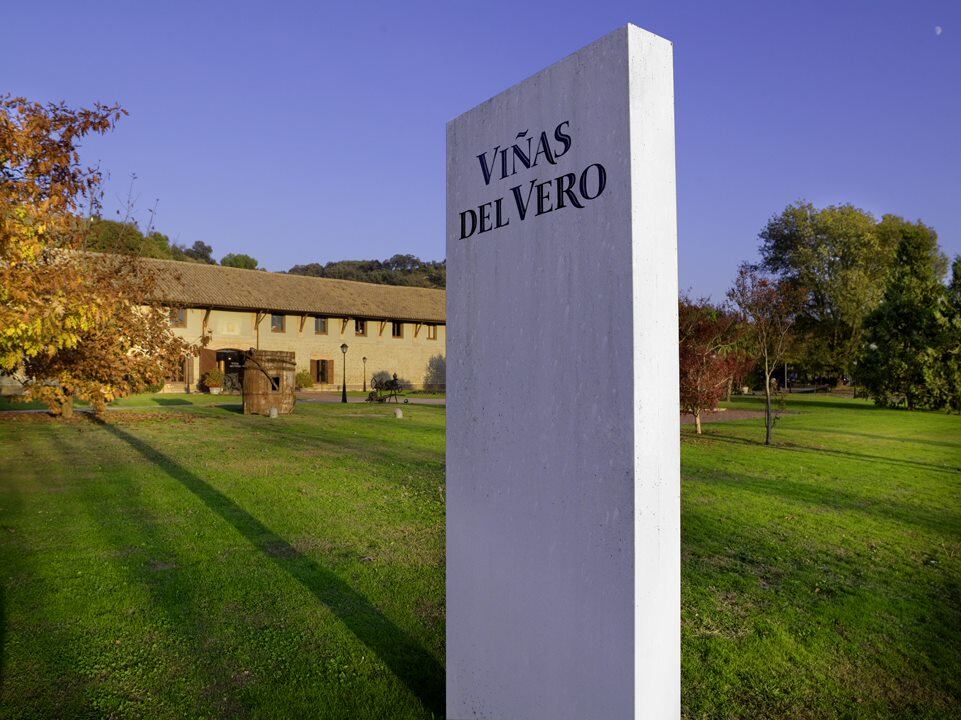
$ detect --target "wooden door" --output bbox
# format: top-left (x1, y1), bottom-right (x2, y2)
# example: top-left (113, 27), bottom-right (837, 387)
top-left (200, 348), bottom-right (217, 377)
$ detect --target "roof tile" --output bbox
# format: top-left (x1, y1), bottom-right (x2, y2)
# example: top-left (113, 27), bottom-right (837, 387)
top-left (141, 257), bottom-right (446, 323)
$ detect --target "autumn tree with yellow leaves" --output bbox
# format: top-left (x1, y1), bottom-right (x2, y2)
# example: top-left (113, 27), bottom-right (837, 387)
top-left (1, 95), bottom-right (193, 416)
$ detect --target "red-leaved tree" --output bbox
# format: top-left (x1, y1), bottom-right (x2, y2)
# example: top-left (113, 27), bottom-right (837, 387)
top-left (679, 296), bottom-right (743, 434)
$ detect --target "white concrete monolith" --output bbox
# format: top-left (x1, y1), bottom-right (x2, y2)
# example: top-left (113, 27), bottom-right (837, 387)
top-left (446, 24), bottom-right (680, 719)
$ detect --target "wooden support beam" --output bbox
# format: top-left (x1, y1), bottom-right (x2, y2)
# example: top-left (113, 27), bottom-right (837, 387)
top-left (379, 320), bottom-right (387, 336)
top-left (414, 323), bottom-right (423, 338)
top-left (341, 318), bottom-right (349, 334)
top-left (254, 311), bottom-right (266, 350)
top-left (299, 314), bottom-right (307, 333)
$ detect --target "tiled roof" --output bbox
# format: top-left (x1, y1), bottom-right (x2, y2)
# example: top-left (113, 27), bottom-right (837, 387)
top-left (140, 257), bottom-right (446, 323)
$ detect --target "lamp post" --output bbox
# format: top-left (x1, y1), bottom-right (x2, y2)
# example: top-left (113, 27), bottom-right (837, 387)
top-left (362, 356), bottom-right (367, 392)
top-left (340, 343), bottom-right (348, 403)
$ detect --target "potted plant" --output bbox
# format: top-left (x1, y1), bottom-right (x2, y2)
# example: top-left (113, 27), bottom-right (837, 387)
top-left (202, 368), bottom-right (225, 395)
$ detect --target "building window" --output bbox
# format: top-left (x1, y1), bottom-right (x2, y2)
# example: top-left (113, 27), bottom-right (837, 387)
top-left (427, 323), bottom-right (438, 340)
top-left (314, 316), bottom-right (328, 335)
top-left (271, 313), bottom-right (285, 333)
top-left (312, 358), bottom-right (332, 384)
top-left (392, 321), bottom-right (403, 338)
top-left (355, 319), bottom-right (366, 336)
top-left (169, 307), bottom-right (187, 328)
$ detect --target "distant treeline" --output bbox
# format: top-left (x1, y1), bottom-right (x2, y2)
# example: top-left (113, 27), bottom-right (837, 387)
top-left (84, 218), bottom-right (445, 286)
top-left (682, 201), bottom-right (961, 418)
top-left (288, 255), bottom-right (446, 289)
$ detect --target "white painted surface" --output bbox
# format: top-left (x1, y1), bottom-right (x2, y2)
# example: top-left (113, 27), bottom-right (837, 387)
top-left (446, 24), bottom-right (679, 719)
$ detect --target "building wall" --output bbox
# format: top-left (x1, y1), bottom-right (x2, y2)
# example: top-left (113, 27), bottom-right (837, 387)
top-left (0, 374), bottom-right (23, 396)
top-left (169, 308), bottom-right (446, 391)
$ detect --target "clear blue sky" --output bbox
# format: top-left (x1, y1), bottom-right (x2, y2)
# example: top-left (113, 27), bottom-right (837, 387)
top-left (7, 0), bottom-right (959, 298)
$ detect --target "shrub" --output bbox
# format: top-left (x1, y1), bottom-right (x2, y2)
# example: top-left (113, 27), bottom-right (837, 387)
top-left (423, 354), bottom-right (446, 391)
top-left (371, 370), bottom-right (412, 391)
top-left (201, 368), bottom-right (224, 389)
top-left (295, 370), bottom-right (314, 389)
top-left (371, 370), bottom-right (392, 388)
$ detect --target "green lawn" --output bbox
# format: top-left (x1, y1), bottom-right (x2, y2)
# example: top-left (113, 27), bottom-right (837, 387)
top-left (0, 401), bottom-right (446, 719)
top-left (682, 395), bottom-right (961, 719)
top-left (0, 394), bottom-right (958, 718)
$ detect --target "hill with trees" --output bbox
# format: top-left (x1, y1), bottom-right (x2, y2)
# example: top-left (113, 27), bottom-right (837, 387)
top-left (84, 221), bottom-right (444, 288)
top-left (84, 218), bottom-right (223, 265)
top-left (288, 255), bottom-right (446, 289)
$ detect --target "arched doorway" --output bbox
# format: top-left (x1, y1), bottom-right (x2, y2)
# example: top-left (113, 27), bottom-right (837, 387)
top-left (200, 348), bottom-right (246, 393)
top-left (218, 349), bottom-right (246, 393)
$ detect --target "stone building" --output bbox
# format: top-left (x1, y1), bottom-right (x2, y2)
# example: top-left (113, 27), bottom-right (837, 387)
top-left (146, 258), bottom-right (446, 393)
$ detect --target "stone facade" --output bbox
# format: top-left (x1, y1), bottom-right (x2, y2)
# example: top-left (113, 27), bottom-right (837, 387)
top-left (167, 306), bottom-right (446, 392)
top-left (0, 257), bottom-right (447, 397)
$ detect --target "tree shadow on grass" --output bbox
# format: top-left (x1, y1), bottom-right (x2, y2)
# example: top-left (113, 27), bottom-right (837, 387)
top-left (50, 425), bottom-right (288, 717)
top-left (688, 461), bottom-right (960, 537)
top-left (787, 425), bottom-right (961, 451)
top-left (727, 396), bottom-right (878, 413)
top-left (922, 575), bottom-right (961, 704)
top-left (212, 410), bottom-right (445, 483)
top-left (152, 398), bottom-right (191, 406)
top-left (89, 417), bottom-right (445, 717)
top-left (0, 452), bottom-right (99, 717)
top-left (0, 482), bottom-right (20, 704)
top-left (214, 403), bottom-right (244, 414)
top-left (699, 431), bottom-right (961, 475)
top-left (681, 488), bottom-right (961, 716)
top-left (781, 398), bottom-right (878, 412)
top-left (0, 580), bottom-right (5, 698)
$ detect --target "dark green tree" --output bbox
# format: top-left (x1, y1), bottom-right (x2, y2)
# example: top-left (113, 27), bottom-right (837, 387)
top-left (938, 257), bottom-right (961, 411)
top-left (950, 256), bottom-right (961, 299)
top-left (220, 253), bottom-right (259, 269)
top-left (858, 222), bottom-right (957, 410)
top-left (177, 240), bottom-right (215, 264)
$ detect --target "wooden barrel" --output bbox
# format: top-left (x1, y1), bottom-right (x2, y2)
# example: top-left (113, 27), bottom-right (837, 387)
top-left (242, 349), bottom-right (296, 416)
